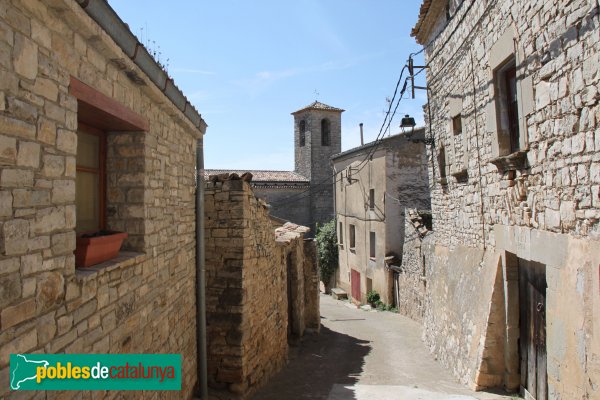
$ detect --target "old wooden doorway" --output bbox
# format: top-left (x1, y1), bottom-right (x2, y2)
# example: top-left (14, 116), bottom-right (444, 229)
top-left (351, 269), bottom-right (361, 302)
top-left (519, 260), bottom-right (547, 400)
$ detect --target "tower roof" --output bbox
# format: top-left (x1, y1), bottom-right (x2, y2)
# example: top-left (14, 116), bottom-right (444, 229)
top-left (291, 101), bottom-right (345, 115)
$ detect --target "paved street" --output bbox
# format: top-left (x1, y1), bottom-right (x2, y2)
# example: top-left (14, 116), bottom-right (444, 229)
top-left (251, 294), bottom-right (512, 400)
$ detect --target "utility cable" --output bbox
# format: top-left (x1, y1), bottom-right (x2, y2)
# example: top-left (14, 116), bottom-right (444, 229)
top-left (268, 65), bottom-right (409, 207)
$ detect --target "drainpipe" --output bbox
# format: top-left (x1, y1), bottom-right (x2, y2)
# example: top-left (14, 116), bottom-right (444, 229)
top-left (196, 138), bottom-right (208, 399)
top-left (330, 160), bottom-right (338, 288)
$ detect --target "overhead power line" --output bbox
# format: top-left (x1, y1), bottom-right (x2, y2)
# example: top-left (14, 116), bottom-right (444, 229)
top-left (269, 65), bottom-right (410, 207)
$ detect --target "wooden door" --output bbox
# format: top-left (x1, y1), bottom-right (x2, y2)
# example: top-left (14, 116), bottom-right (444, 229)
top-left (351, 269), bottom-right (361, 302)
top-left (519, 260), bottom-right (547, 400)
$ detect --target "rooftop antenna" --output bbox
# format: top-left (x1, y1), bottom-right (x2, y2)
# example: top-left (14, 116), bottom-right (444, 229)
top-left (314, 89), bottom-right (320, 101)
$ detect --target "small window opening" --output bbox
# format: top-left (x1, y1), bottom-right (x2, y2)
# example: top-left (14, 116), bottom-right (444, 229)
top-left (452, 114), bottom-right (462, 135)
top-left (369, 232), bottom-right (376, 258)
top-left (494, 58), bottom-right (520, 154)
top-left (438, 145), bottom-right (447, 180)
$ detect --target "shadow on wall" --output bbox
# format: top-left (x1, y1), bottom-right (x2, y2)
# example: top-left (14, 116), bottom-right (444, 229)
top-left (250, 326), bottom-right (371, 400)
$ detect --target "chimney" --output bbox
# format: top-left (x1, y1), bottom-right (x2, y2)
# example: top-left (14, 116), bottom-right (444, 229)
top-left (359, 123), bottom-right (364, 146)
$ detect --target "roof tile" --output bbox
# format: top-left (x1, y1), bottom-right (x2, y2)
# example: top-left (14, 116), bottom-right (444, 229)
top-left (291, 101), bottom-right (344, 114)
top-left (204, 169), bottom-right (309, 183)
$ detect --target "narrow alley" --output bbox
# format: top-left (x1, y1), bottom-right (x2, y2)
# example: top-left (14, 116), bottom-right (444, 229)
top-left (251, 294), bottom-right (512, 400)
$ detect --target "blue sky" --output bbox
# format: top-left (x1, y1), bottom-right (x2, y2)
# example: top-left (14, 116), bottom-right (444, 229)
top-left (108, 1), bottom-right (427, 170)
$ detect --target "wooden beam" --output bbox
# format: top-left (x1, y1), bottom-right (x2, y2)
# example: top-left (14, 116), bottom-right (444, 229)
top-left (69, 76), bottom-right (149, 131)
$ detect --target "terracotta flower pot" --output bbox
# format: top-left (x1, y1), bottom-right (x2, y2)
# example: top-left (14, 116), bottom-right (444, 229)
top-left (75, 230), bottom-right (128, 268)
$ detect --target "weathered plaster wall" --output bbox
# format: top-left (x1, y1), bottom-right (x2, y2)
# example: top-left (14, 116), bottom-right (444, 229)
top-left (0, 0), bottom-right (201, 398)
top-left (334, 133), bottom-right (429, 305)
top-left (414, 0), bottom-right (600, 396)
top-left (384, 136), bottom-right (431, 255)
top-left (421, 239), bottom-right (496, 387)
top-left (204, 177), bottom-right (319, 398)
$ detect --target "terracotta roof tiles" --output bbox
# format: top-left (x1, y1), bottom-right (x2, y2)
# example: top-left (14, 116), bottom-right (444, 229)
top-left (291, 101), bottom-right (344, 115)
top-left (204, 169), bottom-right (309, 183)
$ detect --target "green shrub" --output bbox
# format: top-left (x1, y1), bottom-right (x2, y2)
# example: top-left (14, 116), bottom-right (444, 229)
top-left (315, 220), bottom-right (338, 286)
top-left (366, 290), bottom-right (380, 305)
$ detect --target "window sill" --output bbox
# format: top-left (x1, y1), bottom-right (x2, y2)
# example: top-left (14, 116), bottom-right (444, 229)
top-left (338, 243), bottom-right (344, 249)
top-left (450, 168), bottom-right (468, 183)
top-left (369, 257), bottom-right (376, 262)
top-left (349, 247), bottom-right (356, 253)
top-left (489, 150), bottom-right (528, 173)
top-left (437, 177), bottom-right (448, 186)
top-left (75, 251), bottom-right (145, 282)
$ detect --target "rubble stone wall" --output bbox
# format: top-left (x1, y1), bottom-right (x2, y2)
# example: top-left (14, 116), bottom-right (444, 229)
top-left (415, 0), bottom-right (600, 396)
top-left (397, 209), bottom-right (430, 322)
top-left (0, 0), bottom-right (202, 399)
top-left (204, 178), bottom-right (319, 398)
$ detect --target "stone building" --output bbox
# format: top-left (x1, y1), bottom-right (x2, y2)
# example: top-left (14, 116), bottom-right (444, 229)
top-left (204, 169), bottom-right (310, 228)
top-left (0, 0), bottom-right (206, 398)
top-left (332, 129), bottom-right (430, 305)
top-left (204, 174), bottom-right (320, 398)
top-left (397, 208), bottom-right (432, 321)
top-left (206, 101), bottom-right (343, 233)
top-left (410, 0), bottom-right (600, 398)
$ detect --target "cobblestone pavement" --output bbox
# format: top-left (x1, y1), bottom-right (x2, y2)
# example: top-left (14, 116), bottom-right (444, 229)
top-left (250, 294), bottom-right (513, 400)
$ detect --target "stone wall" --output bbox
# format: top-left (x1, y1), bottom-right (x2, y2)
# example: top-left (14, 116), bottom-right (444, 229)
top-left (293, 108), bottom-right (342, 232)
top-left (0, 0), bottom-right (203, 399)
top-left (204, 176), bottom-right (319, 398)
top-left (252, 185), bottom-right (311, 229)
top-left (412, 0), bottom-right (600, 396)
top-left (397, 209), bottom-right (430, 322)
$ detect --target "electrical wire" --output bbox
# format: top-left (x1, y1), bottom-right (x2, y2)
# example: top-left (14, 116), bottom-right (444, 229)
top-left (266, 0), bottom-right (490, 209)
top-left (268, 65), bottom-right (409, 207)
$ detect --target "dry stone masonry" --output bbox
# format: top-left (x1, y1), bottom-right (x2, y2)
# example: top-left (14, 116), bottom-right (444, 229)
top-left (397, 209), bottom-right (431, 322)
top-left (204, 174), bottom-right (319, 398)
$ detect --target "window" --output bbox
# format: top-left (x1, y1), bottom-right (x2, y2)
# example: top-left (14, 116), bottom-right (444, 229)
top-left (369, 232), bottom-right (376, 259)
top-left (438, 145), bottom-right (447, 180)
top-left (505, 65), bottom-right (519, 153)
top-left (338, 221), bottom-right (343, 244)
top-left (299, 120), bottom-right (306, 147)
top-left (369, 189), bottom-right (375, 209)
top-left (321, 119), bottom-right (330, 146)
top-left (69, 76), bottom-right (149, 259)
top-left (486, 26), bottom-right (533, 168)
top-left (76, 125), bottom-right (106, 233)
top-left (495, 59), bottom-right (520, 153)
top-left (452, 114), bottom-right (462, 135)
top-left (349, 224), bottom-right (356, 249)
